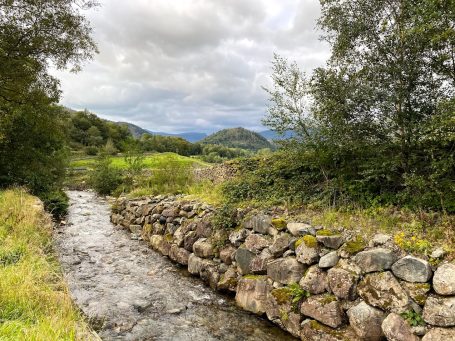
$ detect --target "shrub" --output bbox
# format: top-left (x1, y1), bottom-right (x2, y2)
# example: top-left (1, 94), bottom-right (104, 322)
top-left (90, 153), bottom-right (122, 195)
top-left (40, 190), bottom-right (69, 219)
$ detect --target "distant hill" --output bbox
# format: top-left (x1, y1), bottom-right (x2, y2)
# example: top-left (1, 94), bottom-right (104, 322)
top-left (147, 131), bottom-right (207, 143)
top-left (118, 122), bottom-right (150, 138)
top-left (200, 127), bottom-right (274, 151)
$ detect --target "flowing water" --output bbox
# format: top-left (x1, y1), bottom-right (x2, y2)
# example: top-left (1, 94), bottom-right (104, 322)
top-left (55, 191), bottom-right (294, 341)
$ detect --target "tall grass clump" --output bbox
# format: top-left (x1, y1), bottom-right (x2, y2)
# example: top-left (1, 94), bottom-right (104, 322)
top-left (0, 189), bottom-right (96, 340)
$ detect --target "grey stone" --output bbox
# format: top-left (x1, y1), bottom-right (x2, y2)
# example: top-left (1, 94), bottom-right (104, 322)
top-left (269, 233), bottom-right (291, 257)
top-left (382, 313), bottom-right (419, 341)
top-left (402, 282), bottom-right (431, 306)
top-left (392, 256), bottom-right (432, 283)
top-left (300, 320), bottom-right (358, 341)
top-left (355, 248), bottom-right (397, 273)
top-left (423, 296), bottom-right (455, 327)
top-left (183, 231), bottom-right (199, 251)
top-left (371, 233), bottom-right (392, 246)
top-left (347, 301), bottom-right (385, 341)
top-left (296, 241), bottom-right (320, 265)
top-left (433, 263), bottom-right (455, 295)
top-left (235, 276), bottom-right (269, 314)
top-left (327, 267), bottom-right (359, 300)
top-left (150, 235), bottom-right (170, 256)
top-left (316, 235), bottom-right (344, 249)
top-left (422, 327), bottom-right (455, 341)
top-left (228, 228), bottom-right (251, 247)
top-left (244, 234), bottom-right (270, 254)
top-left (243, 214), bottom-right (272, 234)
top-left (219, 245), bottom-right (236, 265)
top-left (357, 272), bottom-right (409, 313)
top-left (319, 251), bottom-right (339, 268)
top-left (430, 248), bottom-right (446, 259)
top-left (234, 247), bottom-right (255, 275)
top-left (286, 222), bottom-right (315, 236)
top-left (168, 245), bottom-right (190, 265)
top-left (217, 266), bottom-right (238, 292)
top-left (192, 238), bottom-right (214, 258)
top-left (250, 248), bottom-right (273, 274)
top-left (267, 257), bottom-right (306, 285)
top-left (299, 265), bottom-right (328, 295)
top-left (300, 294), bottom-right (345, 328)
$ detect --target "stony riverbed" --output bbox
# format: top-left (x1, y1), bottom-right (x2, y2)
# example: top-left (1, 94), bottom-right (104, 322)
top-left (55, 191), bottom-right (294, 341)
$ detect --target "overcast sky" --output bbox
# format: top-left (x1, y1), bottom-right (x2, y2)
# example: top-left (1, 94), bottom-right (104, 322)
top-left (53, 0), bottom-right (330, 133)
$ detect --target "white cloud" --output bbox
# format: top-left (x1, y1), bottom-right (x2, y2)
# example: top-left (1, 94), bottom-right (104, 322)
top-left (52, 0), bottom-right (330, 133)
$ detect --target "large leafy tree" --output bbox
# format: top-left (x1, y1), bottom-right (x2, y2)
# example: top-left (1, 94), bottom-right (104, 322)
top-left (0, 0), bottom-right (98, 194)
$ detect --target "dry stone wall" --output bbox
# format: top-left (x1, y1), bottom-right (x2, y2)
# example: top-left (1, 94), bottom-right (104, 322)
top-left (111, 195), bottom-right (455, 341)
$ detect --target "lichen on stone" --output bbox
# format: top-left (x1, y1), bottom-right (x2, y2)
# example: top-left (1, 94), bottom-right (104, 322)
top-left (296, 235), bottom-right (318, 249)
top-left (271, 287), bottom-right (292, 305)
top-left (319, 294), bottom-right (337, 305)
top-left (341, 235), bottom-right (366, 255)
top-left (316, 229), bottom-right (336, 236)
top-left (165, 233), bottom-right (173, 242)
top-left (272, 218), bottom-right (287, 230)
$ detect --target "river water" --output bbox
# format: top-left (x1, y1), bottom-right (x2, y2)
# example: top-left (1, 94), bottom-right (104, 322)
top-left (55, 191), bottom-right (294, 340)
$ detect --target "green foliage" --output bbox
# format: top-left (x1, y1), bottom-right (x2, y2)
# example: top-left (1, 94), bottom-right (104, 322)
top-left (40, 190), bottom-right (69, 219)
top-left (212, 203), bottom-right (238, 230)
top-left (287, 282), bottom-right (310, 305)
top-left (90, 152), bottom-right (122, 195)
top-left (400, 310), bottom-right (425, 327)
top-left (200, 127), bottom-right (274, 151)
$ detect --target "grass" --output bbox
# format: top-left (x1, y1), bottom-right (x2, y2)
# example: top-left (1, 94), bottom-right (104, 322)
top-left (0, 189), bottom-right (97, 341)
top-left (70, 152), bottom-right (208, 170)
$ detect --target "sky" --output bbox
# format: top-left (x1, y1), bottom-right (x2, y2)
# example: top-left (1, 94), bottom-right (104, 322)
top-left (52, 0), bottom-right (330, 134)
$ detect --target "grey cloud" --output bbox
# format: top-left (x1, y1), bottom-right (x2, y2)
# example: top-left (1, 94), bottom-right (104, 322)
top-left (54, 0), bottom-right (329, 133)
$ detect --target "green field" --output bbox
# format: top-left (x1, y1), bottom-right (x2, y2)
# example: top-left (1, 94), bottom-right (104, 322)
top-left (70, 152), bottom-right (209, 170)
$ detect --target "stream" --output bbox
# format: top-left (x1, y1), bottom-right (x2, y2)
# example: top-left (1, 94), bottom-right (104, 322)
top-left (55, 191), bottom-right (294, 340)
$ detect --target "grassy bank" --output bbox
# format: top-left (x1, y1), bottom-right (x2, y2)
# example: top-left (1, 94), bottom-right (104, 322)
top-left (0, 189), bottom-right (96, 340)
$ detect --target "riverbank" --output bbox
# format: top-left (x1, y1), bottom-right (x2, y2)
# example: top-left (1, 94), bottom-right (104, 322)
top-left (0, 189), bottom-right (97, 340)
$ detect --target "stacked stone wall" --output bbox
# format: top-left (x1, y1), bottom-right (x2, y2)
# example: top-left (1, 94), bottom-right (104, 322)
top-left (111, 195), bottom-right (455, 341)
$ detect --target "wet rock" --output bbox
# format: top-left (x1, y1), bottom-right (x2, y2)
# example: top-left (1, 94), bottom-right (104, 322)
top-left (433, 263), bottom-right (455, 295)
top-left (423, 296), bottom-right (455, 327)
top-left (300, 320), bottom-right (358, 341)
top-left (300, 294), bottom-right (345, 328)
top-left (392, 256), bottom-right (432, 283)
top-left (188, 253), bottom-right (204, 275)
top-left (243, 214), bottom-right (272, 234)
top-left (267, 257), bottom-right (306, 285)
top-left (316, 235), bottom-right (344, 249)
top-left (192, 238), bottom-right (214, 258)
top-left (422, 327), bottom-right (455, 341)
top-left (327, 267), bottom-right (358, 301)
top-left (269, 233), bottom-right (291, 257)
top-left (168, 245), bottom-right (190, 265)
top-left (250, 249), bottom-right (273, 274)
top-left (228, 228), bottom-right (251, 247)
top-left (150, 235), bottom-right (171, 256)
top-left (382, 313), bottom-right (419, 341)
top-left (219, 245), bottom-right (236, 265)
top-left (244, 234), bottom-right (270, 254)
top-left (347, 301), bottom-right (385, 341)
top-left (296, 237), bottom-right (320, 265)
top-left (183, 231), bottom-right (199, 251)
top-left (357, 271), bottom-right (409, 313)
top-left (299, 265), bottom-right (328, 295)
top-left (402, 282), bottom-right (431, 306)
top-left (235, 276), bottom-right (269, 315)
top-left (265, 287), bottom-right (301, 338)
top-left (355, 248), bottom-right (397, 273)
top-left (286, 223), bottom-right (315, 236)
top-left (200, 264), bottom-right (219, 289)
top-left (319, 251), bottom-right (339, 268)
top-left (217, 267), bottom-right (238, 292)
top-left (129, 224), bottom-right (142, 235)
top-left (235, 247), bottom-right (255, 275)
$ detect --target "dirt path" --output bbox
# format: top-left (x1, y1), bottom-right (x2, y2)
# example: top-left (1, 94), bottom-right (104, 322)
top-left (55, 191), bottom-right (293, 341)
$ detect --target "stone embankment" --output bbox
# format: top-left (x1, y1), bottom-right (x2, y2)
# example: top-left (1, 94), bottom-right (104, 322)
top-left (112, 195), bottom-right (455, 341)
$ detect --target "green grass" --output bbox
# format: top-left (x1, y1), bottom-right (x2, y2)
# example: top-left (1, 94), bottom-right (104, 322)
top-left (0, 189), bottom-right (97, 340)
top-left (70, 152), bottom-right (208, 170)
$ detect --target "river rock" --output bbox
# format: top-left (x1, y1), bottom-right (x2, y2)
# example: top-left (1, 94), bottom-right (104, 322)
top-left (183, 231), bottom-right (199, 251)
top-left (286, 223), bottom-right (315, 236)
top-left (195, 221), bottom-right (212, 238)
top-left (299, 265), bottom-right (328, 295)
top-left (235, 276), bottom-right (269, 315)
top-left (217, 267), bottom-right (238, 292)
top-left (300, 294), bottom-right (345, 328)
top-left (168, 245), bottom-right (190, 265)
top-left (243, 214), bottom-right (271, 234)
top-left (296, 239), bottom-right (320, 265)
top-left (200, 264), bottom-right (219, 289)
top-left (382, 313), bottom-right (419, 341)
top-left (423, 296), bottom-right (455, 327)
top-left (300, 320), bottom-right (358, 341)
top-left (234, 247), bottom-right (255, 275)
top-left (250, 249), bottom-right (273, 274)
top-left (433, 263), bottom-right (455, 295)
top-left (316, 235), bottom-right (344, 249)
top-left (327, 267), bottom-right (359, 300)
top-left (269, 233), bottom-right (291, 257)
top-left (192, 238), bottom-right (214, 258)
top-left (228, 228), bottom-right (250, 247)
top-left (267, 257), bottom-right (306, 285)
top-left (219, 245), bottom-right (236, 265)
top-left (357, 271), bottom-right (409, 313)
top-left (129, 224), bottom-right (142, 235)
top-left (319, 251), bottom-right (339, 268)
top-left (391, 256), bottom-right (432, 283)
top-left (150, 235), bottom-right (170, 256)
top-left (347, 301), bottom-right (385, 341)
top-left (265, 288), bottom-right (301, 338)
top-left (188, 253), bottom-right (205, 275)
top-left (422, 327), bottom-right (455, 341)
top-left (355, 248), bottom-right (396, 273)
top-left (244, 234), bottom-right (270, 254)
top-left (172, 226), bottom-right (185, 247)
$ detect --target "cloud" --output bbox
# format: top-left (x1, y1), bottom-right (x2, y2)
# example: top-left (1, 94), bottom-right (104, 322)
top-left (52, 0), bottom-right (330, 133)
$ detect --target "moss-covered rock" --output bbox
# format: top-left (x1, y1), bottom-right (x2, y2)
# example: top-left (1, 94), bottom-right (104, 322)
top-left (271, 218), bottom-right (287, 231)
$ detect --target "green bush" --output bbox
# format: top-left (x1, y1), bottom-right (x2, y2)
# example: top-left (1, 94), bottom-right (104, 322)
top-left (90, 153), bottom-right (122, 195)
top-left (40, 190), bottom-right (69, 219)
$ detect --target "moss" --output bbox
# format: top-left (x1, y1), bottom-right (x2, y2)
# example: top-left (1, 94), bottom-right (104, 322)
top-left (316, 229), bottom-right (336, 236)
top-left (272, 218), bottom-right (287, 230)
top-left (165, 233), bottom-right (173, 242)
top-left (271, 287), bottom-right (292, 305)
top-left (342, 235), bottom-right (366, 255)
top-left (319, 294), bottom-right (337, 305)
top-left (414, 294), bottom-right (428, 306)
top-left (303, 235), bottom-right (318, 248)
top-left (279, 309), bottom-right (289, 322)
top-left (243, 274), bottom-right (266, 280)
